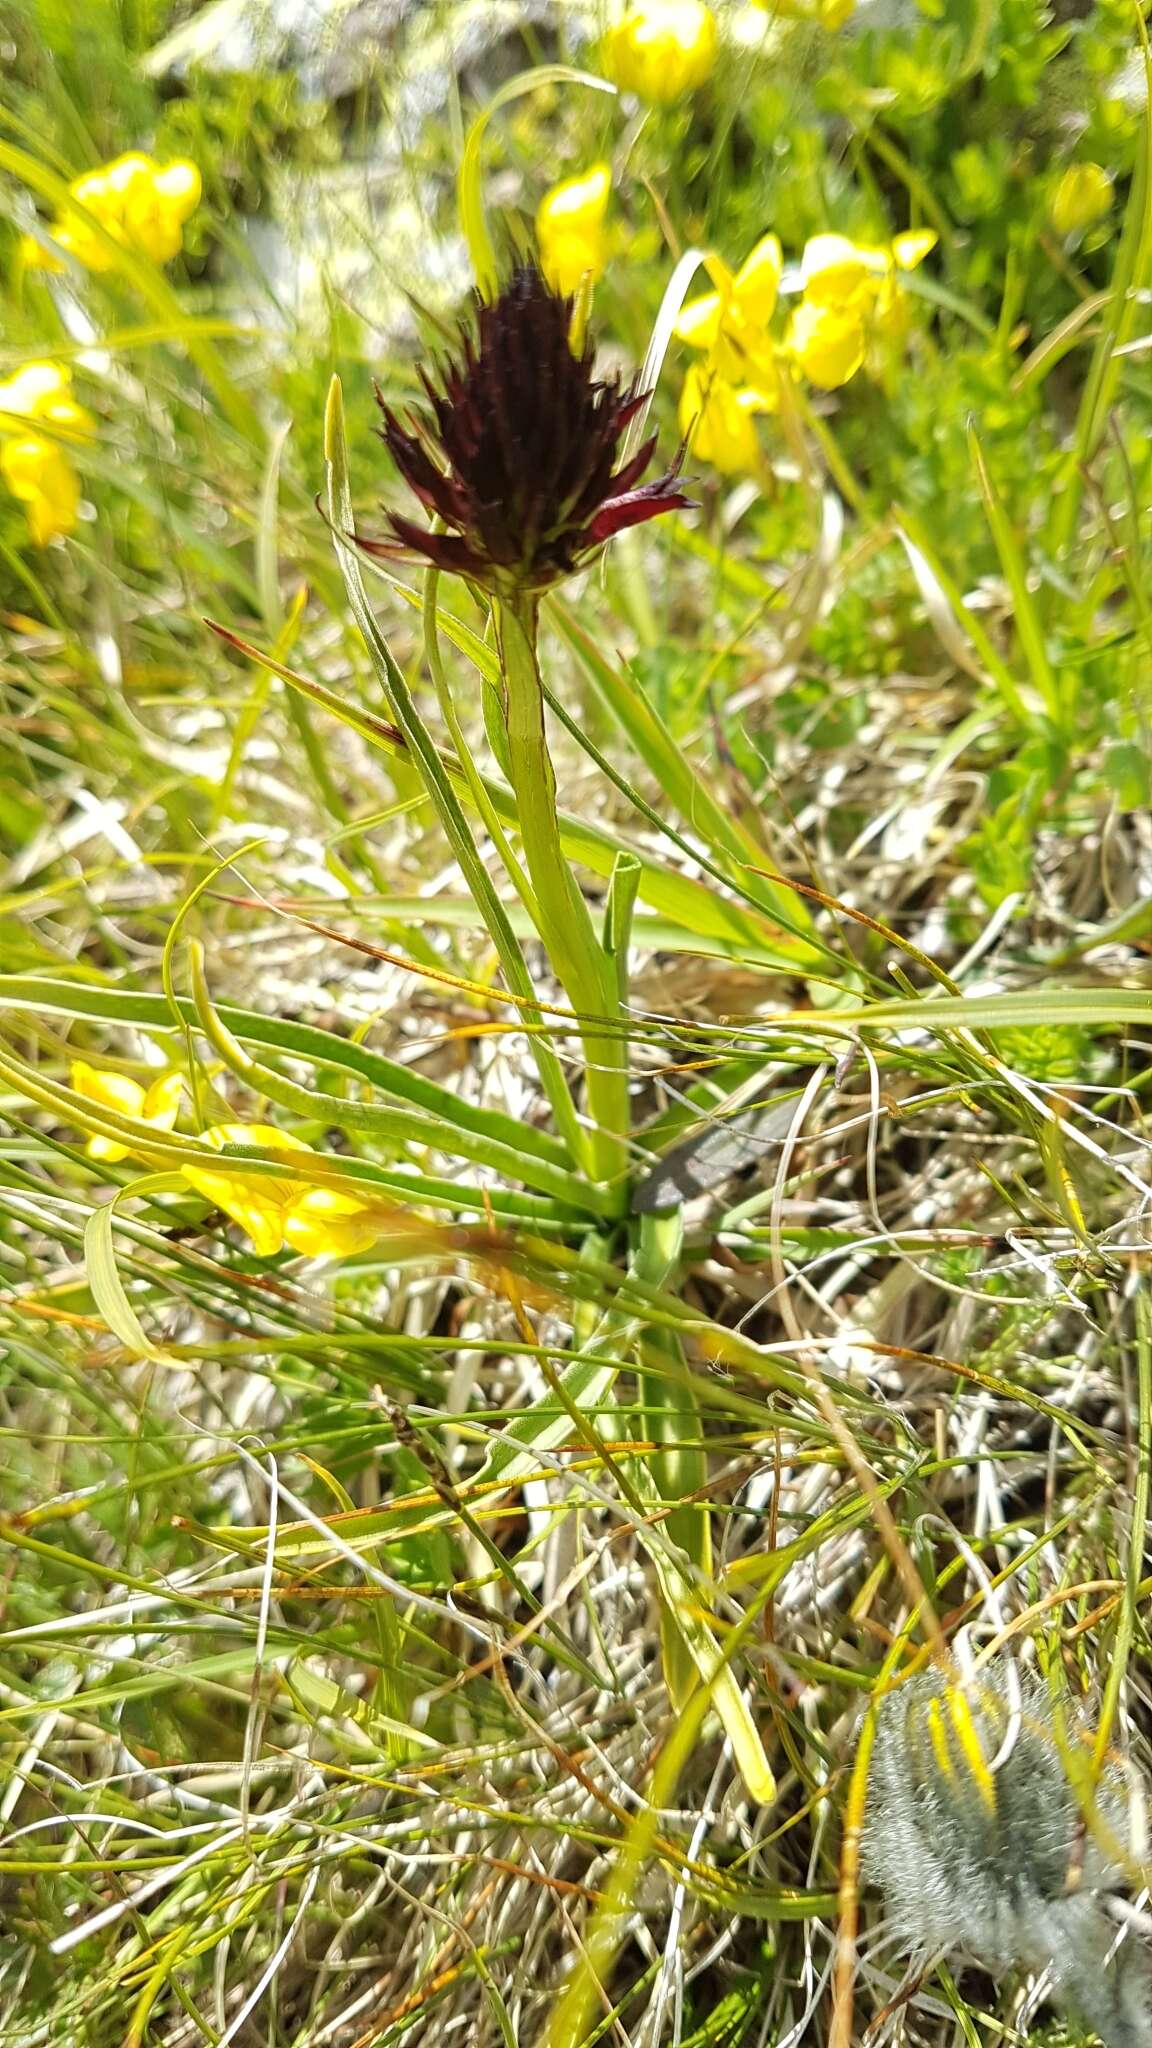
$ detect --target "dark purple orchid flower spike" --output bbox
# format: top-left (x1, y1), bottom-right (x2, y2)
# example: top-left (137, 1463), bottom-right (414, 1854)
top-left (362, 264), bottom-right (691, 593)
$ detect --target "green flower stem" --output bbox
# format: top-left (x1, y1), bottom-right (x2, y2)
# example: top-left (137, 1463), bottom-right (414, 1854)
top-left (496, 590), bottom-right (629, 1205)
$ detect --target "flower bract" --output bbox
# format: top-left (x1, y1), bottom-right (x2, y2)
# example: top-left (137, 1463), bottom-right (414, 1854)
top-left (367, 263), bottom-right (690, 592)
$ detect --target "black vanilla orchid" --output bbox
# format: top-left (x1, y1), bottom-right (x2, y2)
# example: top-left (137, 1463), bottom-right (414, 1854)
top-left (364, 264), bottom-right (691, 592)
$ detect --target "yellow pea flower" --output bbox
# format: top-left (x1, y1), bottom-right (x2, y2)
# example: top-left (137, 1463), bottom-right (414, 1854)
top-left (182, 1123), bottom-right (386, 1260)
top-left (674, 233), bottom-right (783, 384)
top-left (116, 156), bottom-right (202, 265)
top-left (791, 228), bottom-right (936, 387)
top-left (1, 437), bottom-right (81, 546)
top-left (536, 163), bottom-right (611, 296)
top-left (25, 151), bottom-right (201, 272)
top-left (679, 363), bottom-right (775, 474)
top-left (603, 0), bottom-right (718, 103)
top-left (70, 1060), bottom-right (184, 1163)
top-left (0, 361), bottom-right (93, 544)
top-left (801, 228), bottom-right (936, 310)
top-left (1049, 162), bottom-right (1113, 236)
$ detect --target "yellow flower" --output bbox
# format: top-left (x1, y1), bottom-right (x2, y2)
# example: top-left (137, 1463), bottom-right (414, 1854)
top-left (801, 229), bottom-right (936, 305)
top-left (70, 1060), bottom-right (184, 1163)
top-left (679, 363), bottom-right (775, 474)
top-left (1049, 162), bottom-right (1113, 237)
top-left (790, 228), bottom-right (936, 387)
top-left (674, 233), bottom-right (783, 384)
top-left (536, 163), bottom-right (611, 296)
top-left (182, 1123), bottom-right (386, 1259)
top-left (603, 0), bottom-right (718, 103)
top-left (1, 437), bottom-right (80, 545)
top-left (26, 152), bottom-right (201, 272)
top-left (0, 361), bottom-right (93, 544)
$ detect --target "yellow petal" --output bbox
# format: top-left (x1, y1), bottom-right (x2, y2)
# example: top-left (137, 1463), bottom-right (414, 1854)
top-left (679, 364), bottom-right (768, 475)
top-left (41, 396), bottom-right (94, 441)
top-left (141, 1070), bottom-right (184, 1127)
top-left (539, 228), bottom-right (607, 296)
top-left (787, 301), bottom-right (866, 389)
top-left (891, 229), bottom-right (937, 271)
top-left (101, 153), bottom-right (155, 198)
top-left (870, 275), bottom-right (911, 343)
top-left (181, 1166), bottom-right (289, 1256)
top-left (87, 1134), bottom-right (131, 1164)
top-left (152, 160), bottom-right (202, 221)
top-left (69, 1060), bottom-right (145, 1163)
top-left (800, 233), bottom-right (876, 308)
top-left (63, 166), bottom-right (124, 268)
top-left (200, 1122), bottom-right (309, 1154)
top-left (0, 436), bottom-right (80, 543)
top-left (68, 167), bottom-right (112, 209)
top-left (733, 233), bottom-right (783, 323)
top-left (71, 1060), bottom-right (146, 1118)
top-left (182, 1122), bottom-right (311, 1255)
top-left (128, 209), bottom-right (185, 266)
top-left (603, 0), bottom-right (718, 103)
top-left (0, 361), bottom-right (69, 420)
top-left (284, 1187), bottom-right (385, 1259)
top-left (537, 162), bottom-right (610, 236)
top-left (673, 291), bottom-right (724, 350)
top-left (59, 153), bottom-right (199, 268)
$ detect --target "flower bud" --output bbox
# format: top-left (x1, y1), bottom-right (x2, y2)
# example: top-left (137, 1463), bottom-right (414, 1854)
top-left (1049, 162), bottom-right (1113, 237)
top-left (603, 1), bottom-right (718, 104)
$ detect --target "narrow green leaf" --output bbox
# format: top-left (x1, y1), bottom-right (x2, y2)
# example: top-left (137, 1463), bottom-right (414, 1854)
top-left (456, 65), bottom-right (615, 293)
top-left (549, 598), bottom-right (819, 952)
top-left (84, 1194), bottom-right (177, 1363)
top-left (968, 424), bottom-right (1062, 725)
